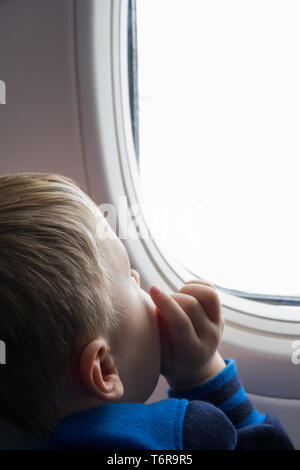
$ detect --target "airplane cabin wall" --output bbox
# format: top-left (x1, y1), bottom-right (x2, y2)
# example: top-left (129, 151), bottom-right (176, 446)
top-left (0, 0), bottom-right (89, 192)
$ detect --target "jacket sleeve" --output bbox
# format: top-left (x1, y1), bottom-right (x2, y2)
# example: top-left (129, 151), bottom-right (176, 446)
top-left (168, 358), bottom-right (294, 450)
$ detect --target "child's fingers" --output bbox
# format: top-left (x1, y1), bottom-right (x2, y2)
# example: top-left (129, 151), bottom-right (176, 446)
top-left (184, 279), bottom-right (216, 289)
top-left (169, 292), bottom-right (211, 337)
top-left (178, 283), bottom-right (222, 325)
top-left (149, 286), bottom-right (197, 342)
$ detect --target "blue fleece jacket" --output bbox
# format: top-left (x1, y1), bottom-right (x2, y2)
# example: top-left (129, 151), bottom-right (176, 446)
top-left (46, 358), bottom-right (294, 450)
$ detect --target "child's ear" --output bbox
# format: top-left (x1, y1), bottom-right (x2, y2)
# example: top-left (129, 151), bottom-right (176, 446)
top-left (79, 338), bottom-right (124, 402)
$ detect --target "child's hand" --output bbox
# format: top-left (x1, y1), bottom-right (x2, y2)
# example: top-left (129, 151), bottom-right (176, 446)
top-left (149, 280), bottom-right (226, 391)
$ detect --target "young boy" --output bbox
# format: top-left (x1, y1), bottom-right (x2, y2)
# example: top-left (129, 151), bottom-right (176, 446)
top-left (0, 173), bottom-right (294, 450)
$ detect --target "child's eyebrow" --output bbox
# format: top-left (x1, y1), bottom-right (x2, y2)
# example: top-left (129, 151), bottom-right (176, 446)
top-left (119, 241), bottom-right (131, 270)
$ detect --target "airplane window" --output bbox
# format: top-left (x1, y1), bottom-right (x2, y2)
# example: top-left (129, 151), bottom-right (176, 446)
top-left (128, 0), bottom-right (300, 305)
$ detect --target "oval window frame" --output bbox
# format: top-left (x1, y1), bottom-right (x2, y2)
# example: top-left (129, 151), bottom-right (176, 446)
top-left (74, 0), bottom-right (300, 399)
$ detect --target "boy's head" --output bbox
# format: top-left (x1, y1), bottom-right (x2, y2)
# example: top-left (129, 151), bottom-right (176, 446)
top-left (0, 173), bottom-right (161, 437)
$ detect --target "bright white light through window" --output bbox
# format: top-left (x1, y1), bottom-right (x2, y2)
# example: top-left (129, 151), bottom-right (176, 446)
top-left (135, 0), bottom-right (300, 297)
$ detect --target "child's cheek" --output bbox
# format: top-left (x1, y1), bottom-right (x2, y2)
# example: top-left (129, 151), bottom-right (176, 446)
top-left (156, 308), bottom-right (173, 354)
top-left (142, 289), bottom-right (158, 317)
top-left (143, 293), bottom-right (162, 350)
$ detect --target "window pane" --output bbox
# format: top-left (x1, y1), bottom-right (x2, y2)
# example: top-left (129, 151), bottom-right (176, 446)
top-left (135, 0), bottom-right (300, 297)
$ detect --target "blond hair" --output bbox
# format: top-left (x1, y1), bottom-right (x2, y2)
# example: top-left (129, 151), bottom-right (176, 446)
top-left (0, 172), bottom-right (120, 436)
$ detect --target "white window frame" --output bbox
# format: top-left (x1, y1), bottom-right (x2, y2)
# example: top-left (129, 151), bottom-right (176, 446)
top-left (74, 0), bottom-right (300, 402)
